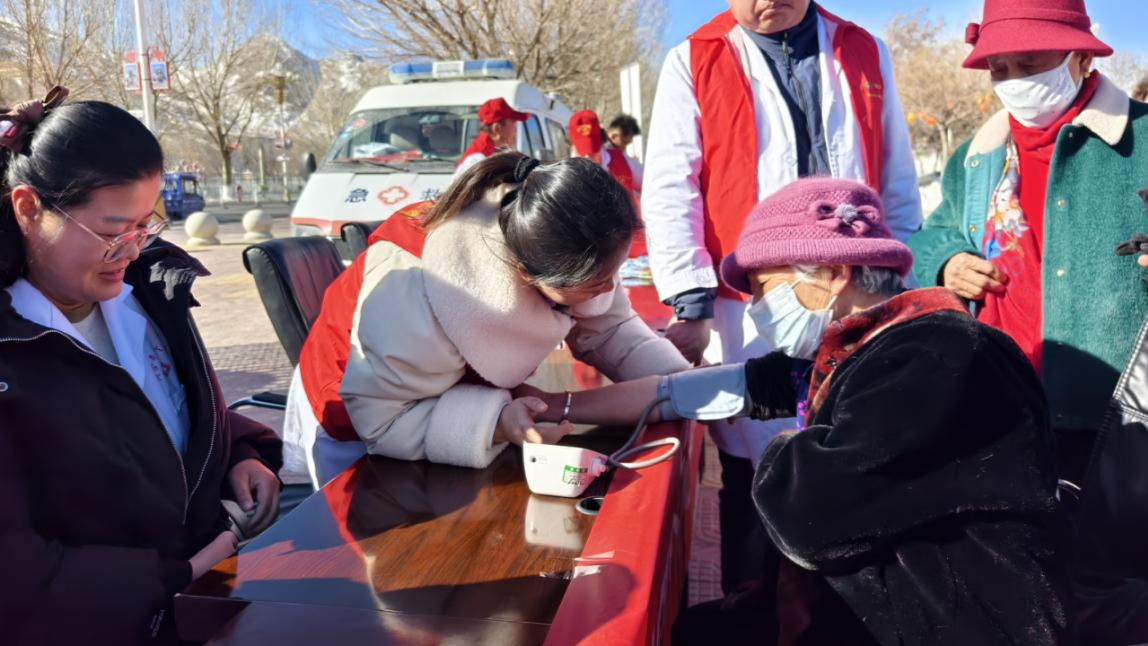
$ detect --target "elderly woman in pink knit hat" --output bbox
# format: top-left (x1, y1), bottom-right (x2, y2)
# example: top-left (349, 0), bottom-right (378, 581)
top-left (523, 177), bottom-right (1071, 644)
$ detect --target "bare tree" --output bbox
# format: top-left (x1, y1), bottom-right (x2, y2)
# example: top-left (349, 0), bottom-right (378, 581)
top-left (322, 0), bottom-right (666, 116)
top-left (1097, 52), bottom-right (1148, 97)
top-left (0, 0), bottom-right (115, 102)
top-left (885, 10), bottom-right (999, 171)
top-left (158, 0), bottom-right (280, 190)
top-left (92, 0), bottom-right (198, 136)
top-left (291, 54), bottom-right (388, 161)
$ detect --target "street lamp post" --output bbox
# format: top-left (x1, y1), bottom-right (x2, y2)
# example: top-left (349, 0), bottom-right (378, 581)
top-left (271, 71), bottom-right (290, 202)
top-left (132, 0), bottom-right (156, 132)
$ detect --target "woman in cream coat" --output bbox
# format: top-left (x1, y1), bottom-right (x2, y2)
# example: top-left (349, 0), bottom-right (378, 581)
top-left (285, 153), bottom-right (690, 483)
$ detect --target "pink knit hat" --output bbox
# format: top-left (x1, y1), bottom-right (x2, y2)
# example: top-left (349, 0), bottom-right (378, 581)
top-left (719, 178), bottom-right (914, 295)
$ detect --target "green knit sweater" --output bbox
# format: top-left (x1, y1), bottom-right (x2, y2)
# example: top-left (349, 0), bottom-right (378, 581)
top-left (910, 81), bottom-right (1148, 431)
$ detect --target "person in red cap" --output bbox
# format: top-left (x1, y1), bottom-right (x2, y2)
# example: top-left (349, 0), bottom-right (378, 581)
top-left (910, 0), bottom-right (1148, 481)
top-left (569, 109), bottom-right (647, 260)
top-left (568, 110), bottom-right (643, 197)
top-left (455, 97), bottom-right (528, 176)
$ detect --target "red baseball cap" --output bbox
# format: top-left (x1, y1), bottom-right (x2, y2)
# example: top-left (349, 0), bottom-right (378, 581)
top-left (568, 110), bottom-right (602, 156)
top-left (963, 0), bottom-right (1112, 70)
top-left (477, 98), bottom-right (528, 125)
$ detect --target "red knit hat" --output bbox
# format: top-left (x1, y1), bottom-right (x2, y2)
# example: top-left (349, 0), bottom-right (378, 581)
top-left (720, 178), bottom-right (914, 295)
top-left (963, 0), bottom-right (1112, 70)
top-left (477, 98), bottom-right (528, 126)
top-left (568, 110), bottom-right (602, 156)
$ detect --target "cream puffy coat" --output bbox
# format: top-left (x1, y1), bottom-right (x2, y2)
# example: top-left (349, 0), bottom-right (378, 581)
top-left (339, 189), bottom-right (690, 468)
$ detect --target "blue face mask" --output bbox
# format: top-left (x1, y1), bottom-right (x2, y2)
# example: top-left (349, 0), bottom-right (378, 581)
top-left (748, 281), bottom-right (835, 360)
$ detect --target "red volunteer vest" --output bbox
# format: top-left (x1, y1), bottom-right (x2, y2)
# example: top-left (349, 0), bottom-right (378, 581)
top-left (606, 150), bottom-right (648, 258)
top-left (689, 8), bottom-right (884, 298)
top-left (297, 201), bottom-right (434, 441)
top-left (606, 149), bottom-right (635, 193)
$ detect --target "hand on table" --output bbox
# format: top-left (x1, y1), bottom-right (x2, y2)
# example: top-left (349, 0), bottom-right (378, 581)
top-left (494, 397), bottom-right (575, 446)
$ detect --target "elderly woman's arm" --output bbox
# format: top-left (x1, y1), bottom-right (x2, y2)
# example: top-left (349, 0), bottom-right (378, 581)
top-left (525, 352), bottom-right (798, 426)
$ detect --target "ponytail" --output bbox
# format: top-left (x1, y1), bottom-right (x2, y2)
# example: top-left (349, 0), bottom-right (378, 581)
top-left (422, 151), bottom-right (528, 231)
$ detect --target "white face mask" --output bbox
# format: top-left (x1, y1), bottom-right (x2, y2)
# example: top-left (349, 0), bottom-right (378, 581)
top-left (992, 54), bottom-right (1083, 129)
top-left (748, 281), bottom-right (836, 360)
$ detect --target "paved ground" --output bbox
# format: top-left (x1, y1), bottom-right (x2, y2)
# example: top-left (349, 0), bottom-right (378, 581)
top-left (164, 218), bottom-right (726, 607)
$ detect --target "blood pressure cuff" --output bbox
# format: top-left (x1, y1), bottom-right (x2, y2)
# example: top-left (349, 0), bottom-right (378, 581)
top-left (657, 364), bottom-right (750, 422)
top-left (656, 352), bottom-right (799, 422)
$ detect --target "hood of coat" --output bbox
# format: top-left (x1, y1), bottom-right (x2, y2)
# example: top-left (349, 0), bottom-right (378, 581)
top-left (419, 188), bottom-right (615, 387)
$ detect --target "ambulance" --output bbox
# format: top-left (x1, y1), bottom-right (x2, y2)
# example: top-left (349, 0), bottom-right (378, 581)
top-left (289, 59), bottom-right (573, 241)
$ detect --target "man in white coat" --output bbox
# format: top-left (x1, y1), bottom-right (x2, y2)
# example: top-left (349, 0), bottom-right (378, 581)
top-left (642, 0), bottom-right (921, 594)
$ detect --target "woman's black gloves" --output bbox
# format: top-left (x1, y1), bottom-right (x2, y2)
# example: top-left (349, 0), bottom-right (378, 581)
top-left (743, 351), bottom-right (799, 421)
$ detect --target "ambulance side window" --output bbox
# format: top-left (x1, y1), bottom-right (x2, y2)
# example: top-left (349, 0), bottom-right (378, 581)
top-left (523, 116), bottom-right (546, 160)
top-left (547, 119), bottom-right (570, 159)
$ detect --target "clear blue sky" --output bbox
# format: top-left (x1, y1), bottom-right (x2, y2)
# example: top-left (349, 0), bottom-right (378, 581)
top-left (665, 0), bottom-right (1147, 57)
top-left (284, 0), bottom-right (1147, 60)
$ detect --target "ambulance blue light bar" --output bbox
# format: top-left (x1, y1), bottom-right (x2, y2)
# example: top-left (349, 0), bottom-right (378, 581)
top-left (389, 59), bottom-right (516, 84)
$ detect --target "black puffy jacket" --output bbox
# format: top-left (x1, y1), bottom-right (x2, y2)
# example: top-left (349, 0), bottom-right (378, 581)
top-left (0, 241), bottom-right (282, 645)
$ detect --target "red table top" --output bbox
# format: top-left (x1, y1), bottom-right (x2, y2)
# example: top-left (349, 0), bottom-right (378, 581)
top-left (545, 421), bottom-right (702, 646)
top-left (175, 284), bottom-right (696, 645)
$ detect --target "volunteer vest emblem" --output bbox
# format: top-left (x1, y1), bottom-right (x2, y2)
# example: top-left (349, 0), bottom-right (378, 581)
top-left (861, 79), bottom-right (884, 99)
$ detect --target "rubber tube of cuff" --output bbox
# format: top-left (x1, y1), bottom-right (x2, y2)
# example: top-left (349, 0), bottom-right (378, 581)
top-left (608, 396), bottom-right (679, 470)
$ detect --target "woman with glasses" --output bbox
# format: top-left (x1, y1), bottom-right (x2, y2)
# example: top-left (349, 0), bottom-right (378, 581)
top-left (0, 93), bottom-right (283, 645)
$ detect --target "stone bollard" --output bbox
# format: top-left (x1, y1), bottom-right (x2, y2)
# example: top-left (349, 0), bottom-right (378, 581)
top-left (184, 211), bottom-right (220, 246)
top-left (242, 208), bottom-right (273, 242)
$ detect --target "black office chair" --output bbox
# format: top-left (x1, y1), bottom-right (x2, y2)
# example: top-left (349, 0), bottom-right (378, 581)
top-left (339, 221), bottom-right (382, 260)
top-left (228, 236), bottom-right (345, 411)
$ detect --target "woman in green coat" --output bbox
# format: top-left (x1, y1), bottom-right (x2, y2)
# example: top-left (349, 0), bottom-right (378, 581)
top-left (909, 0), bottom-right (1148, 483)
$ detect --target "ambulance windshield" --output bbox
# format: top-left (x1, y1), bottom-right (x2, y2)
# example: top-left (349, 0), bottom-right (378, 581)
top-left (324, 106), bottom-right (479, 169)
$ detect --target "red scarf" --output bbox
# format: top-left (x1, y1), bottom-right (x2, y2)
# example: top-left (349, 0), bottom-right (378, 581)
top-left (689, 8), bottom-right (885, 299)
top-left (806, 288), bottom-right (968, 420)
top-left (458, 130), bottom-right (497, 166)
